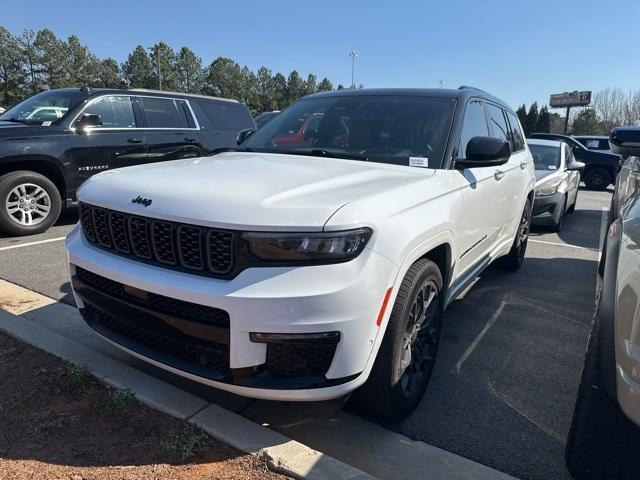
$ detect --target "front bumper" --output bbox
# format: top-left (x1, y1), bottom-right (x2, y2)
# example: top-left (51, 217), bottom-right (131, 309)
top-left (66, 226), bottom-right (398, 401)
top-left (531, 192), bottom-right (561, 223)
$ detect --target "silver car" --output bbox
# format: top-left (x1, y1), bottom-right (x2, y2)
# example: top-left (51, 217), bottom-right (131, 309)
top-left (566, 126), bottom-right (640, 479)
top-left (528, 139), bottom-right (584, 231)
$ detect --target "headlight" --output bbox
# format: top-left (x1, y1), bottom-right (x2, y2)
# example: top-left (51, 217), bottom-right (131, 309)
top-left (242, 228), bottom-right (372, 263)
top-left (536, 177), bottom-right (563, 197)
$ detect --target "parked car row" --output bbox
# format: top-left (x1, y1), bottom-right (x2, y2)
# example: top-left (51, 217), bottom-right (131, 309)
top-left (0, 87), bottom-right (255, 236)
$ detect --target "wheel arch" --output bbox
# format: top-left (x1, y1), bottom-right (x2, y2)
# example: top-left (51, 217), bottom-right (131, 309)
top-left (419, 243), bottom-right (451, 303)
top-left (599, 217), bottom-right (622, 399)
top-left (0, 156), bottom-right (68, 202)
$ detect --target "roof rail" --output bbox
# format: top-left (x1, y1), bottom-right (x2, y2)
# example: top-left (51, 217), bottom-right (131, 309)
top-left (457, 85), bottom-right (488, 94)
top-left (128, 88), bottom-right (238, 103)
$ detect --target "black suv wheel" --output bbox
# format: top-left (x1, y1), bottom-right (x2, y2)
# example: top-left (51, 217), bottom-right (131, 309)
top-left (584, 168), bottom-right (611, 191)
top-left (0, 171), bottom-right (62, 236)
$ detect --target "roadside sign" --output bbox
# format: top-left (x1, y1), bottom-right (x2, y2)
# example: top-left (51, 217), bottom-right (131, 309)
top-left (549, 91), bottom-right (592, 108)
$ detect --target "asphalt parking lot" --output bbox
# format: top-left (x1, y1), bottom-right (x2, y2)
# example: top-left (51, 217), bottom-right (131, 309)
top-left (0, 187), bottom-right (610, 480)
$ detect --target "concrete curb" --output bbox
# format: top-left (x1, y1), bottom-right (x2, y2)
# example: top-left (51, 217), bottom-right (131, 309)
top-left (0, 308), bottom-right (376, 480)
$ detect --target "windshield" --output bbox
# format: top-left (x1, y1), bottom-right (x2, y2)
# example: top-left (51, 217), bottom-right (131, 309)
top-left (529, 144), bottom-right (561, 170)
top-left (243, 95), bottom-right (456, 168)
top-left (0, 91), bottom-right (86, 125)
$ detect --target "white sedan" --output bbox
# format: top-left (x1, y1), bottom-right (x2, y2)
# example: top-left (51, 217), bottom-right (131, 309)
top-left (528, 138), bottom-right (584, 231)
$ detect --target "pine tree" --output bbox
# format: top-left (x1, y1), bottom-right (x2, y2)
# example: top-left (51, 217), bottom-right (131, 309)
top-left (317, 78), bottom-right (333, 92)
top-left (176, 47), bottom-right (204, 93)
top-left (536, 106), bottom-right (551, 133)
top-left (149, 42), bottom-right (178, 91)
top-left (0, 26), bottom-right (26, 105)
top-left (525, 102), bottom-right (539, 135)
top-left (122, 45), bottom-right (154, 88)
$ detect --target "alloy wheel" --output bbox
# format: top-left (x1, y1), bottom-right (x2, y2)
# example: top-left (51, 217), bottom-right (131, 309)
top-left (398, 280), bottom-right (441, 398)
top-left (5, 183), bottom-right (52, 226)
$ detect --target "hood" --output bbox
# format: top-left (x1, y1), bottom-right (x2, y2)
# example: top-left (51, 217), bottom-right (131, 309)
top-left (77, 152), bottom-right (432, 231)
top-left (535, 169), bottom-right (560, 181)
top-left (0, 121), bottom-right (44, 136)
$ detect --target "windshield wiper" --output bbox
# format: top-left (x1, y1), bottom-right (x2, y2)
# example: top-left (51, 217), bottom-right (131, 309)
top-left (277, 149), bottom-right (368, 162)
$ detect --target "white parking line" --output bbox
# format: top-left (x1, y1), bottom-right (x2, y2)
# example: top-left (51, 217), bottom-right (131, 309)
top-left (451, 300), bottom-right (506, 375)
top-left (528, 239), bottom-right (598, 252)
top-left (0, 236), bottom-right (66, 252)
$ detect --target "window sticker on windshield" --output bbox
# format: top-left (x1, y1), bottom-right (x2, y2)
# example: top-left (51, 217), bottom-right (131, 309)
top-left (41, 121), bottom-right (52, 127)
top-left (548, 165), bottom-right (557, 170)
top-left (409, 157), bottom-right (429, 168)
top-left (587, 140), bottom-right (599, 148)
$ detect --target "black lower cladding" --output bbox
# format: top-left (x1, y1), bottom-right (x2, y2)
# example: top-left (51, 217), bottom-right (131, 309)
top-left (73, 267), bottom-right (358, 389)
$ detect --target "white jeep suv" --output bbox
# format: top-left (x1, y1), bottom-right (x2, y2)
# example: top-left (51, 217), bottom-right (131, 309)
top-left (66, 87), bottom-right (535, 420)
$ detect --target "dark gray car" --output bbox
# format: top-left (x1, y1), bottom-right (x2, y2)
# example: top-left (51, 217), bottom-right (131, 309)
top-left (565, 126), bottom-right (640, 479)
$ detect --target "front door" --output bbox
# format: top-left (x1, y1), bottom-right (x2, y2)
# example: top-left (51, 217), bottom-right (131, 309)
top-left (66, 95), bottom-right (148, 192)
top-left (455, 99), bottom-right (503, 275)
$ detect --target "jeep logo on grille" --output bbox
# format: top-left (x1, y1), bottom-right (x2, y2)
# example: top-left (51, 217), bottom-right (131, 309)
top-left (132, 195), bottom-right (152, 207)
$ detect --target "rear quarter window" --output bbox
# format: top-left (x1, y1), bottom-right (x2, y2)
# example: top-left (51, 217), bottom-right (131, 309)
top-left (195, 100), bottom-right (254, 130)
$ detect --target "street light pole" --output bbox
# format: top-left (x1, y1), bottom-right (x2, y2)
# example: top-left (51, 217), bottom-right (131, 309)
top-left (349, 51), bottom-right (358, 89)
top-left (148, 45), bottom-right (162, 90)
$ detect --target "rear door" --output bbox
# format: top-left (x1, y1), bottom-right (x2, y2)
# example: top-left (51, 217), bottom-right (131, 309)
top-left (137, 96), bottom-right (202, 162)
top-left (66, 94), bottom-right (148, 185)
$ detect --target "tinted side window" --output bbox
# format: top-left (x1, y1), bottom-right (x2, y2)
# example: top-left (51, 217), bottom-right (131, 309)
top-left (83, 96), bottom-right (136, 128)
top-left (196, 101), bottom-right (253, 130)
top-left (458, 100), bottom-right (488, 159)
top-left (486, 104), bottom-right (510, 143)
top-left (139, 97), bottom-right (182, 128)
top-left (506, 111), bottom-right (525, 151)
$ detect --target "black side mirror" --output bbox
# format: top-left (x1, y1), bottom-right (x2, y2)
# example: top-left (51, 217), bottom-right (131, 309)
top-left (76, 113), bottom-right (102, 130)
top-left (455, 137), bottom-right (511, 169)
top-left (236, 128), bottom-right (256, 145)
top-left (610, 127), bottom-right (640, 156)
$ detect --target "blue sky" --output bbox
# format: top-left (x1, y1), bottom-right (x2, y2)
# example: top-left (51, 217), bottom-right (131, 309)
top-left (4, 0), bottom-right (639, 109)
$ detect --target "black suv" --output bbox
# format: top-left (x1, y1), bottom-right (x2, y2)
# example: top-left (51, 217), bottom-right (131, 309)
top-left (529, 132), bottom-right (621, 190)
top-left (0, 87), bottom-right (255, 236)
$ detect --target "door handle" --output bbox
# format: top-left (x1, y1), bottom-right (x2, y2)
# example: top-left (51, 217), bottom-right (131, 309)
top-left (494, 169), bottom-right (505, 181)
top-left (520, 161), bottom-right (528, 169)
top-left (184, 137), bottom-right (197, 142)
top-left (126, 137), bottom-right (144, 144)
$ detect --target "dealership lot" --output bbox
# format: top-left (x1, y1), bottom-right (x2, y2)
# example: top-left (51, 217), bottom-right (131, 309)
top-left (0, 188), bottom-right (609, 480)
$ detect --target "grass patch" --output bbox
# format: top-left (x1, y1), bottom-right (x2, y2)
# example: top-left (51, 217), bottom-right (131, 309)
top-left (58, 364), bottom-right (95, 392)
top-left (162, 425), bottom-right (211, 461)
top-left (97, 388), bottom-right (136, 416)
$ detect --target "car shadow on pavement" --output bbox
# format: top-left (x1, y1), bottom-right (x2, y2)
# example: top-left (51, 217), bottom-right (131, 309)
top-left (530, 207), bottom-right (606, 251)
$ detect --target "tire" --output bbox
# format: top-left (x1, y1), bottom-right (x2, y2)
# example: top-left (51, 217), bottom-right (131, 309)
top-left (353, 259), bottom-right (443, 421)
top-left (0, 171), bottom-right (62, 236)
top-left (584, 168), bottom-right (612, 191)
top-left (498, 198), bottom-right (531, 271)
top-left (552, 196), bottom-right (567, 232)
top-left (565, 292), bottom-right (640, 479)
